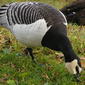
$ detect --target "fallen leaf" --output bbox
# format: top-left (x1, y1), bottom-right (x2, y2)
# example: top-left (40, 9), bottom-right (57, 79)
top-left (55, 53), bottom-right (64, 63)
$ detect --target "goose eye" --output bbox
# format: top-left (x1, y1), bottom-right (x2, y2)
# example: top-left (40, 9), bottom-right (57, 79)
top-left (76, 66), bottom-right (79, 74)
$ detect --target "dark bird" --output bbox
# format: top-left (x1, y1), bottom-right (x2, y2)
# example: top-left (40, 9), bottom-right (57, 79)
top-left (0, 2), bottom-right (82, 76)
top-left (61, 0), bottom-right (85, 25)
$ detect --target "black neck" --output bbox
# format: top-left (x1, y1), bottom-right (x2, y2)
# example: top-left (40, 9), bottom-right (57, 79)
top-left (62, 48), bottom-right (78, 62)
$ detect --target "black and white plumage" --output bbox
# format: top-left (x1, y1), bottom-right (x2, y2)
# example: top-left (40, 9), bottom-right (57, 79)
top-left (0, 2), bottom-right (82, 75)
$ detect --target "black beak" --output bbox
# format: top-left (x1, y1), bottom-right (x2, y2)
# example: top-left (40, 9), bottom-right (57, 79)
top-left (74, 73), bottom-right (81, 82)
top-left (73, 66), bottom-right (81, 82)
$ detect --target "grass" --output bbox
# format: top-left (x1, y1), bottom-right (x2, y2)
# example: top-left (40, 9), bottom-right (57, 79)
top-left (0, 0), bottom-right (85, 85)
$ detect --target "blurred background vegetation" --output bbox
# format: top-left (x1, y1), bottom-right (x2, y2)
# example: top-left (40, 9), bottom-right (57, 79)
top-left (0, 0), bottom-right (75, 8)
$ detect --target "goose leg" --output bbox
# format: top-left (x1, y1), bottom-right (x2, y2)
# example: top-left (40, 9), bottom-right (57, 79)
top-left (24, 48), bottom-right (36, 63)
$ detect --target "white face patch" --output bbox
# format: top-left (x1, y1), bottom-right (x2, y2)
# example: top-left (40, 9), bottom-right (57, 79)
top-left (12, 19), bottom-right (51, 47)
top-left (65, 59), bottom-right (82, 74)
top-left (59, 11), bottom-right (67, 26)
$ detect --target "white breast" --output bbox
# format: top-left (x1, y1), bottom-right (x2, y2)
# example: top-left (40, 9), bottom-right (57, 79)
top-left (12, 19), bottom-right (51, 47)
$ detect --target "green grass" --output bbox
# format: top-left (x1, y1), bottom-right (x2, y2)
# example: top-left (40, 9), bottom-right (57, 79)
top-left (0, 0), bottom-right (85, 85)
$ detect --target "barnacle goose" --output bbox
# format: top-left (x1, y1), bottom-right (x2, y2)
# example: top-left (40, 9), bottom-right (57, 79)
top-left (0, 2), bottom-right (82, 76)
